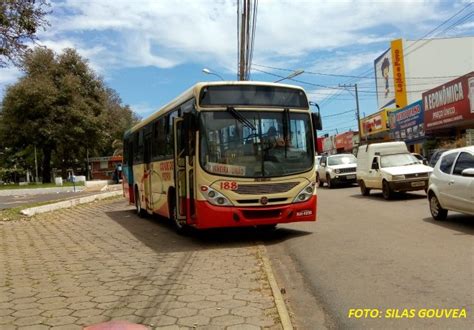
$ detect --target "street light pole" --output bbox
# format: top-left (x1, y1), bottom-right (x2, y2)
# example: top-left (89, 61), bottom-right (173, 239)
top-left (202, 68), bottom-right (224, 81)
top-left (274, 69), bottom-right (304, 83)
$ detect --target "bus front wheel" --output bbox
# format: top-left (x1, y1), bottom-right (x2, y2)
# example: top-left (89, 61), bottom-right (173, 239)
top-left (169, 195), bottom-right (188, 235)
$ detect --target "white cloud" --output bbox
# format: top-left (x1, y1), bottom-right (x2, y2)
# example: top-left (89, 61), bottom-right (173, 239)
top-left (0, 67), bottom-right (23, 97)
top-left (130, 102), bottom-right (158, 117)
top-left (43, 0), bottom-right (451, 73)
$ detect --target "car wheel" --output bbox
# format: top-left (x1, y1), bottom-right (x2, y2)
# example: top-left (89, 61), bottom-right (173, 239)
top-left (382, 180), bottom-right (392, 200)
top-left (135, 187), bottom-right (147, 217)
top-left (326, 174), bottom-right (333, 189)
top-left (429, 193), bottom-right (448, 221)
top-left (359, 180), bottom-right (370, 196)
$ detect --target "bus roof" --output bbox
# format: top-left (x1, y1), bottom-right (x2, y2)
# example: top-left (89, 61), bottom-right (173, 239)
top-left (126, 81), bottom-right (308, 135)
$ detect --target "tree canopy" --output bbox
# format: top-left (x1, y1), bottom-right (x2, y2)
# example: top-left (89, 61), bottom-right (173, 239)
top-left (0, 47), bottom-right (138, 183)
top-left (0, 0), bottom-right (50, 67)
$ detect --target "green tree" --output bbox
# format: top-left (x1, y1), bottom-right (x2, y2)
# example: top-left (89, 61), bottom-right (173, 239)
top-left (0, 0), bottom-right (50, 67)
top-left (0, 47), bottom-right (135, 182)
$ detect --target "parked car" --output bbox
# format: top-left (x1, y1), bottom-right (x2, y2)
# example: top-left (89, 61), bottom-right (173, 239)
top-left (412, 153), bottom-right (428, 165)
top-left (428, 149), bottom-right (448, 167)
top-left (317, 153), bottom-right (357, 188)
top-left (356, 142), bottom-right (433, 199)
top-left (427, 146), bottom-right (474, 220)
top-left (315, 155), bottom-right (322, 173)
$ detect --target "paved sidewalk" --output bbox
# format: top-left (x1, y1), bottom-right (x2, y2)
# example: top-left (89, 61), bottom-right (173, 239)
top-left (0, 200), bottom-right (282, 329)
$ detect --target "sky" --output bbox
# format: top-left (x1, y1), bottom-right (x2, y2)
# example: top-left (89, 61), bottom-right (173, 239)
top-left (1, 0), bottom-right (473, 136)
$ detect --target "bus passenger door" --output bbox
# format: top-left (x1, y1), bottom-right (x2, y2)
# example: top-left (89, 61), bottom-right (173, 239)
top-left (173, 117), bottom-right (187, 223)
top-left (143, 132), bottom-right (153, 212)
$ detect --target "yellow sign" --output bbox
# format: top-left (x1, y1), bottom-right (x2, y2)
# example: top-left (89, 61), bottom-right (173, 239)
top-left (360, 109), bottom-right (390, 137)
top-left (391, 39), bottom-right (408, 108)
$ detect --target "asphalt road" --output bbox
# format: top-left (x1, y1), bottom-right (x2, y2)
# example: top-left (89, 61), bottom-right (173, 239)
top-left (265, 185), bottom-right (473, 329)
top-left (0, 191), bottom-right (99, 210)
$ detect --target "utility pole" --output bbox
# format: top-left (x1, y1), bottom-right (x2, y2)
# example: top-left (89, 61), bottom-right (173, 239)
top-left (239, 0), bottom-right (248, 80)
top-left (339, 83), bottom-right (362, 145)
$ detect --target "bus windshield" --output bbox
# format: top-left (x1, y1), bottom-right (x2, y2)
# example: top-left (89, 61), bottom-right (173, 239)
top-left (199, 111), bottom-right (314, 178)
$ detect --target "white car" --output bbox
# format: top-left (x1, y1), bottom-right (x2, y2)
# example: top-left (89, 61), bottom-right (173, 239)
top-left (317, 154), bottom-right (357, 188)
top-left (315, 155), bottom-right (322, 173)
top-left (427, 146), bottom-right (474, 220)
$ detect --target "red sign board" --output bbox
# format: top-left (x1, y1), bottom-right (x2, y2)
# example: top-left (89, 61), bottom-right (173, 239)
top-left (423, 72), bottom-right (474, 131)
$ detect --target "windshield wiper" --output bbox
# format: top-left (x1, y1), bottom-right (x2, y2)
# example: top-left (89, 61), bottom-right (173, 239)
top-left (226, 106), bottom-right (256, 131)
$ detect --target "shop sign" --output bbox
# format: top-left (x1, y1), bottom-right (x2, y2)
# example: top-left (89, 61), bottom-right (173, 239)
top-left (360, 109), bottom-right (390, 137)
top-left (389, 100), bottom-right (424, 143)
top-left (423, 72), bottom-right (474, 131)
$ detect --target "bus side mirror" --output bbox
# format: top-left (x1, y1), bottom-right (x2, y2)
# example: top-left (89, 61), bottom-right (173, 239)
top-left (311, 112), bottom-right (323, 130)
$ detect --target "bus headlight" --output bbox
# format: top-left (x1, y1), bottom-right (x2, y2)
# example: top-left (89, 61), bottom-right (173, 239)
top-left (293, 182), bottom-right (315, 203)
top-left (201, 186), bottom-right (233, 206)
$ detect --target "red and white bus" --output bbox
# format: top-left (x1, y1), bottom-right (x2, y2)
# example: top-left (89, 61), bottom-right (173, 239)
top-left (123, 81), bottom-right (322, 232)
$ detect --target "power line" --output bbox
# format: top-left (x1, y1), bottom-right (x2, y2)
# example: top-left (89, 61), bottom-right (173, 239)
top-left (253, 63), bottom-right (464, 80)
top-left (322, 109), bottom-right (356, 118)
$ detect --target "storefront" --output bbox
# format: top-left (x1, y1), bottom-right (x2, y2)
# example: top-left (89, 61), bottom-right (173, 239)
top-left (423, 71), bottom-right (474, 144)
top-left (322, 135), bottom-right (336, 155)
top-left (89, 155), bottom-right (123, 181)
top-left (389, 100), bottom-right (425, 154)
top-left (335, 131), bottom-right (356, 153)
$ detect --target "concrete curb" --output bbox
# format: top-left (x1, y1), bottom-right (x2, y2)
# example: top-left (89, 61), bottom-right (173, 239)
top-left (0, 186), bottom-right (85, 196)
top-left (258, 245), bottom-right (294, 330)
top-left (20, 191), bottom-right (123, 217)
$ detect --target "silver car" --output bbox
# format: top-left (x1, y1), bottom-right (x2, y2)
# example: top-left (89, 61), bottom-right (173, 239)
top-left (427, 146), bottom-right (474, 220)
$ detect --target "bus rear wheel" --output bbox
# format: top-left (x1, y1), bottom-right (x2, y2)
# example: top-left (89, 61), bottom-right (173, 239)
top-left (135, 187), bottom-right (147, 218)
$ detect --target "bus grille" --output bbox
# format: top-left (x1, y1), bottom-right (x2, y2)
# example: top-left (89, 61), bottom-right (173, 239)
top-left (234, 182), bottom-right (299, 195)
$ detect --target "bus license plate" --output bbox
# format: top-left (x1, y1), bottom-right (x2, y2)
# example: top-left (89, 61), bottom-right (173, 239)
top-left (411, 181), bottom-right (425, 187)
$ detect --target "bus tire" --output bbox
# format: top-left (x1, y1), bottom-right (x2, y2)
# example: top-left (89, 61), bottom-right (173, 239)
top-left (135, 186), bottom-right (147, 218)
top-left (168, 193), bottom-right (188, 235)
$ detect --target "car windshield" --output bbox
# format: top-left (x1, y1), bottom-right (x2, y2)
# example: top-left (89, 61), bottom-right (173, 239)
top-left (328, 154), bottom-right (356, 165)
top-left (199, 110), bottom-right (314, 177)
top-left (381, 153), bottom-right (419, 168)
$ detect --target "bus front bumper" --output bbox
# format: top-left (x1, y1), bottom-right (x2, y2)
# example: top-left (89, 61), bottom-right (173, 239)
top-left (193, 195), bottom-right (317, 229)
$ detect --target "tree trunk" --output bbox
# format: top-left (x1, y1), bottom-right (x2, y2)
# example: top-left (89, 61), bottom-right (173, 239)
top-left (42, 147), bottom-right (52, 183)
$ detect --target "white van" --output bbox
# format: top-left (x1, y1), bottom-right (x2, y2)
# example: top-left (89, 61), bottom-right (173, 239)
top-left (356, 142), bottom-right (433, 199)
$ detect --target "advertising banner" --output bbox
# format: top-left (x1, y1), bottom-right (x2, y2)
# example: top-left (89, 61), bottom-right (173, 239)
top-left (389, 100), bottom-right (424, 143)
top-left (360, 109), bottom-right (389, 137)
top-left (391, 39), bottom-right (408, 109)
top-left (423, 72), bottom-right (474, 132)
top-left (335, 131), bottom-right (354, 151)
top-left (375, 48), bottom-right (395, 110)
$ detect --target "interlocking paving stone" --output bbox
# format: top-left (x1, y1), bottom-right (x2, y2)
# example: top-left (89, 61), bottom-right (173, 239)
top-left (0, 200), bottom-right (281, 328)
